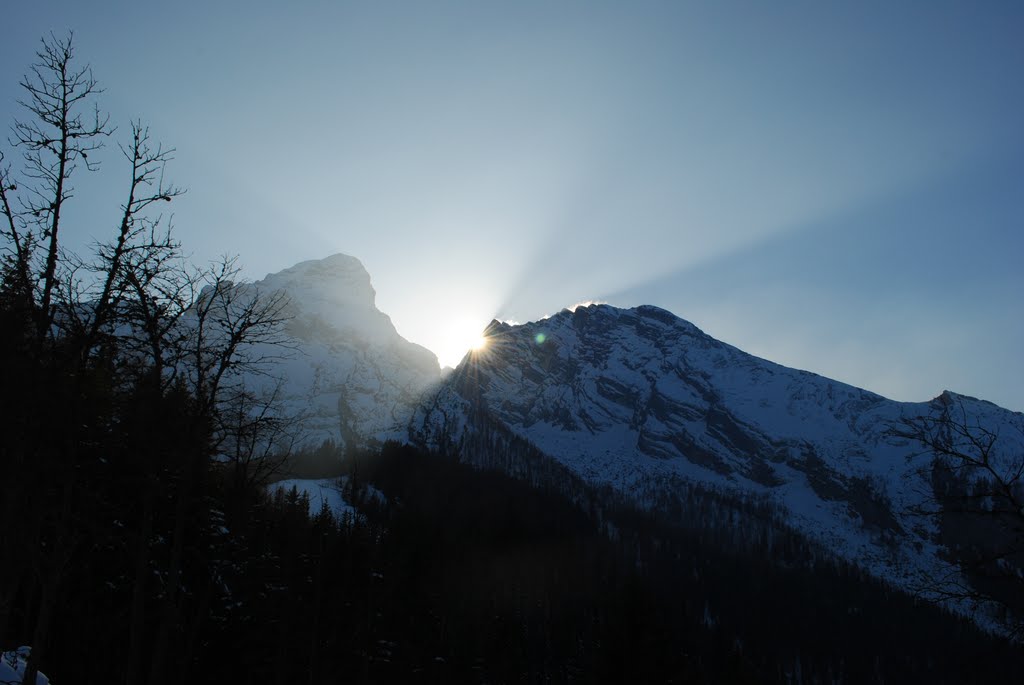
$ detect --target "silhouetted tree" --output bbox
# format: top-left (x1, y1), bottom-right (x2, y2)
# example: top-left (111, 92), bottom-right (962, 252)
top-left (0, 33), bottom-right (295, 684)
top-left (6, 32), bottom-right (110, 340)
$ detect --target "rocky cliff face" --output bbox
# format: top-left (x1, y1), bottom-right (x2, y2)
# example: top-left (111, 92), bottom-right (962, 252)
top-left (250, 254), bottom-right (440, 449)
top-left (411, 303), bottom-right (1024, 606)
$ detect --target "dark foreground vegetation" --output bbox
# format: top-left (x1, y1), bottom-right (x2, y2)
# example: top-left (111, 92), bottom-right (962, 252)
top-left (6, 409), bottom-right (1024, 679)
top-left (8, 429), bottom-right (1024, 683)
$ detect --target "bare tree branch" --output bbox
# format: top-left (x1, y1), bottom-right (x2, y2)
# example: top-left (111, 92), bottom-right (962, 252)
top-left (8, 32), bottom-right (111, 339)
top-left (892, 395), bottom-right (1024, 640)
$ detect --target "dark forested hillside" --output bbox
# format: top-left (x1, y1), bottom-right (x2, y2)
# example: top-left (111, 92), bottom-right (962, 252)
top-left (335, 444), bottom-right (1023, 684)
top-left (8, 413), bottom-right (1024, 684)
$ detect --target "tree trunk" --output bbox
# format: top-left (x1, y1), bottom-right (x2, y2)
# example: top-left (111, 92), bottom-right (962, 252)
top-left (125, 495), bottom-right (153, 685)
top-left (20, 573), bottom-right (57, 685)
top-left (148, 449), bottom-right (198, 685)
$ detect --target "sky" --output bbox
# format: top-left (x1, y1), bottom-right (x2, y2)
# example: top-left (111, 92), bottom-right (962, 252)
top-left (2, 1), bottom-right (1022, 410)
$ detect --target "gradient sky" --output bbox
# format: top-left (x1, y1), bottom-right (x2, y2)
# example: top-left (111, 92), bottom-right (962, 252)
top-left (2, 1), bottom-right (1022, 410)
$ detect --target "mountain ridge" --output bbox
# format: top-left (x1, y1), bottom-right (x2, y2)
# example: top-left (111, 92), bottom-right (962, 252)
top-left (410, 301), bottom-right (1024, 624)
top-left (243, 256), bottom-right (1021, 630)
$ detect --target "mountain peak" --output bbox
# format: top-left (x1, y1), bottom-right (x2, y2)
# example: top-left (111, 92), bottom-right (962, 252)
top-left (503, 302), bottom-right (706, 347)
top-left (261, 252), bottom-right (376, 306)
top-left (242, 253), bottom-right (440, 449)
top-left (483, 319), bottom-right (512, 337)
top-left (277, 252), bottom-right (368, 275)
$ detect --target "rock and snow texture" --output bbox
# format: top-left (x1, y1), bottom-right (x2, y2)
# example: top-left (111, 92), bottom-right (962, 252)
top-left (244, 254), bottom-right (441, 449)
top-left (411, 303), bottom-right (1024, 596)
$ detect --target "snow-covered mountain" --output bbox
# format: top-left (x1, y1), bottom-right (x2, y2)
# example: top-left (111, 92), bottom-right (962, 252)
top-left (247, 254), bottom-right (440, 449)
top-left (410, 303), bottom-right (1024, 608)
top-left (238, 254), bottom-right (1019, 620)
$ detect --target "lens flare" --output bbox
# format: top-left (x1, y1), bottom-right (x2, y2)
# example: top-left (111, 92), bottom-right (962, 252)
top-left (434, 317), bottom-right (493, 368)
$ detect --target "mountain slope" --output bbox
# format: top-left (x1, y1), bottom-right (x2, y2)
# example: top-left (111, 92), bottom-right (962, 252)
top-left (246, 254), bottom-right (441, 449)
top-left (411, 303), bottom-right (1024, 615)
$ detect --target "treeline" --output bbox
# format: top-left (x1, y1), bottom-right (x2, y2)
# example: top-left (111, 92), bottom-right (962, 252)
top-left (347, 444), bottom-right (1023, 683)
top-left (7, 422), bottom-right (1024, 683)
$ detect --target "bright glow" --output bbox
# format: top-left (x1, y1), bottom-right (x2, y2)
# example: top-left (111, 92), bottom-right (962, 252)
top-left (569, 300), bottom-right (605, 311)
top-left (434, 317), bottom-right (489, 368)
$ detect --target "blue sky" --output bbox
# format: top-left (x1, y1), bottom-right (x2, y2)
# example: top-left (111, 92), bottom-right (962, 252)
top-left (2, 1), bottom-right (1021, 409)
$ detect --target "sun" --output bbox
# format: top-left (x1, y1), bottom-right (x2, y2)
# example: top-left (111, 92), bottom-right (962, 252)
top-left (433, 317), bottom-right (490, 368)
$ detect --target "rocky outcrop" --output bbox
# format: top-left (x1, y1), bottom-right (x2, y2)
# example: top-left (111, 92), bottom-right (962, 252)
top-left (249, 254), bottom-right (440, 449)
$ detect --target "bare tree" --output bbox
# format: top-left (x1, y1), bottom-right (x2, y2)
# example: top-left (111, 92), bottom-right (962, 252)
top-left (894, 394), bottom-right (1024, 640)
top-left (218, 380), bottom-right (302, 508)
top-left (0, 152), bottom-right (34, 306)
top-left (145, 258), bottom-right (296, 685)
top-left (85, 122), bottom-right (182, 347)
top-left (1, 34), bottom-right (298, 685)
top-left (0, 34), bottom-right (111, 685)
top-left (8, 32), bottom-right (110, 338)
top-left (183, 257), bottom-right (293, 411)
